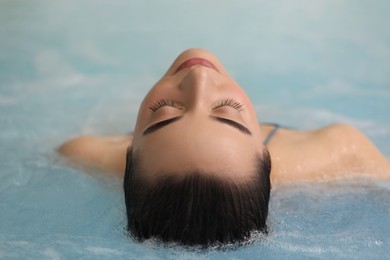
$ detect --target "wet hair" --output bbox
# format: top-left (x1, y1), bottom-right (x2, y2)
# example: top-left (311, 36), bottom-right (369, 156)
top-left (123, 148), bottom-right (271, 247)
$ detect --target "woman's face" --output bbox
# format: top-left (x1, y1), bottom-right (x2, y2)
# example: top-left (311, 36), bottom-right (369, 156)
top-left (132, 48), bottom-right (265, 179)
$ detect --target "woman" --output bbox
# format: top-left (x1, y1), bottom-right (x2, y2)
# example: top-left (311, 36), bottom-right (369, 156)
top-left (58, 48), bottom-right (390, 247)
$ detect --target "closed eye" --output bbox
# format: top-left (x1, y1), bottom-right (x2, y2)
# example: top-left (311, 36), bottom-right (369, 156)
top-left (148, 99), bottom-right (183, 112)
top-left (212, 99), bottom-right (244, 111)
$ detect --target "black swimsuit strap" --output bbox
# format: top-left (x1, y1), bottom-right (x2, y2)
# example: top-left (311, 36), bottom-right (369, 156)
top-left (263, 123), bottom-right (281, 146)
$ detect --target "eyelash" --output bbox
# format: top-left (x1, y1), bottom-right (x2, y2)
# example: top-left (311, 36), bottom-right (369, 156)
top-left (213, 99), bottom-right (244, 111)
top-left (148, 98), bottom-right (244, 112)
top-left (148, 99), bottom-right (182, 112)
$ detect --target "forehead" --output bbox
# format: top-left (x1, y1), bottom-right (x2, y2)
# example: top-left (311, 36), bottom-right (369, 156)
top-left (136, 117), bottom-right (258, 180)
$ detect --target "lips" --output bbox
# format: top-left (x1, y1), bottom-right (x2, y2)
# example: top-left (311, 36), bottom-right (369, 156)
top-left (174, 57), bottom-right (219, 74)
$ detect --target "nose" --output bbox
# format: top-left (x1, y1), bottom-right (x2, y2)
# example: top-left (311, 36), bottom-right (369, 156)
top-left (179, 67), bottom-right (217, 109)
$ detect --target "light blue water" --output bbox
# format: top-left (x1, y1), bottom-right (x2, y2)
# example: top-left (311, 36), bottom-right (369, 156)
top-left (1, 0), bottom-right (389, 259)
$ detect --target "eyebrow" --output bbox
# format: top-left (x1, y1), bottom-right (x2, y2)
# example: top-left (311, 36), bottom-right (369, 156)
top-left (143, 116), bottom-right (183, 136)
top-left (209, 116), bottom-right (252, 135)
top-left (143, 115), bottom-right (252, 136)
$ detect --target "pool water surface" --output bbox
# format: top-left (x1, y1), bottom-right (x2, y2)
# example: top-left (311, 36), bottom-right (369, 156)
top-left (0, 0), bottom-right (389, 259)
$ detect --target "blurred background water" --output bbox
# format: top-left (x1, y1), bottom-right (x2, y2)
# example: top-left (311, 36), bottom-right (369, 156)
top-left (0, 0), bottom-right (389, 259)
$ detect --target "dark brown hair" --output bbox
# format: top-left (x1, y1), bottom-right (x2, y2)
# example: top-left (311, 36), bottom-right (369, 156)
top-left (123, 148), bottom-right (271, 247)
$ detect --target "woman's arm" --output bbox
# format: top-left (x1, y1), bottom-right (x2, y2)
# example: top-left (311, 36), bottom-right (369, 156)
top-left (57, 135), bottom-right (132, 176)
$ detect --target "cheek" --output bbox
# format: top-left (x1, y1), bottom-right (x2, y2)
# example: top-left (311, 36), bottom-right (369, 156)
top-left (138, 84), bottom-right (167, 113)
top-left (142, 80), bottom-right (174, 104)
top-left (134, 95), bottom-right (153, 134)
top-left (234, 88), bottom-right (259, 125)
top-left (134, 84), bottom-right (172, 132)
top-left (234, 89), bottom-right (256, 112)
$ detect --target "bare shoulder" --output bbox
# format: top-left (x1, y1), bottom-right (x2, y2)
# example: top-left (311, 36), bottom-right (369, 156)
top-left (318, 123), bottom-right (383, 152)
top-left (316, 123), bottom-right (390, 178)
top-left (58, 135), bottom-right (132, 176)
